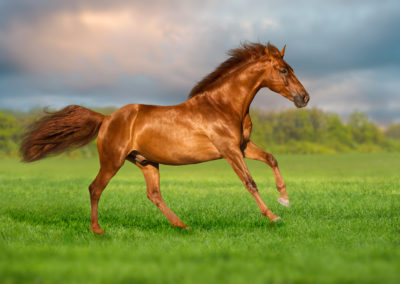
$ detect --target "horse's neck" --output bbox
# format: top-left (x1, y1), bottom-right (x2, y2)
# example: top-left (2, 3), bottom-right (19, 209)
top-left (208, 63), bottom-right (264, 118)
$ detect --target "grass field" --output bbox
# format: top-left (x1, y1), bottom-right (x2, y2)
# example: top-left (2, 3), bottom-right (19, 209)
top-left (0, 153), bottom-right (399, 283)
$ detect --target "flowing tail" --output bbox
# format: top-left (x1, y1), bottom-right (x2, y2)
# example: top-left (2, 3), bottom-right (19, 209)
top-left (20, 105), bottom-right (105, 162)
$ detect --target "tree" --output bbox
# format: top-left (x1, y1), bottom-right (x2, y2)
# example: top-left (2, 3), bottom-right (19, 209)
top-left (385, 123), bottom-right (400, 140)
top-left (347, 112), bottom-right (382, 144)
top-left (0, 112), bottom-right (21, 156)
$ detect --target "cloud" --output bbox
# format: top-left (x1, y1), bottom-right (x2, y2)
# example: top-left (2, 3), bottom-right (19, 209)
top-left (0, 0), bottom-right (400, 124)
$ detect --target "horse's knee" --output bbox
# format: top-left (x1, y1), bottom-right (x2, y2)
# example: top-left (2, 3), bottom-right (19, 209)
top-left (245, 177), bottom-right (258, 194)
top-left (266, 153), bottom-right (278, 167)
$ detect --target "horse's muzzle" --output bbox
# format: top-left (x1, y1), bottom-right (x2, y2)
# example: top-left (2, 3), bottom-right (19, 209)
top-left (294, 93), bottom-right (310, 108)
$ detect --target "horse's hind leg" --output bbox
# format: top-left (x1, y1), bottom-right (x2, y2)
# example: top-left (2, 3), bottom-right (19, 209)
top-left (137, 162), bottom-right (188, 228)
top-left (89, 131), bottom-right (125, 234)
top-left (89, 162), bottom-right (122, 234)
top-left (88, 105), bottom-right (138, 234)
top-left (244, 141), bottom-right (290, 207)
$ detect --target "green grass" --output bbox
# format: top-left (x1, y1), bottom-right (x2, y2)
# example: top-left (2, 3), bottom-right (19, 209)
top-left (0, 153), bottom-right (399, 283)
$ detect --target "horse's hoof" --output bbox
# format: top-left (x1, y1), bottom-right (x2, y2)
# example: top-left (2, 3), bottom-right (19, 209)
top-left (271, 216), bottom-right (282, 223)
top-left (277, 197), bottom-right (290, 207)
top-left (269, 216), bottom-right (285, 227)
top-left (180, 226), bottom-right (192, 234)
top-left (91, 227), bottom-right (105, 235)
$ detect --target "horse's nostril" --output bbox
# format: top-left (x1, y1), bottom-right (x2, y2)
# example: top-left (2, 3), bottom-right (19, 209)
top-left (304, 95), bottom-right (309, 103)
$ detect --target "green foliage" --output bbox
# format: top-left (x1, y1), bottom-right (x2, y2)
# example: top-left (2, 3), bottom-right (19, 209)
top-left (347, 111), bottom-right (383, 144)
top-left (0, 106), bottom-right (399, 158)
top-left (250, 108), bottom-right (400, 154)
top-left (0, 155), bottom-right (399, 283)
top-left (385, 122), bottom-right (400, 139)
top-left (0, 112), bottom-right (21, 157)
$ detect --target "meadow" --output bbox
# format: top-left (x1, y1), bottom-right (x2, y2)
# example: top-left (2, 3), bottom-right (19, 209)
top-left (0, 153), bottom-right (399, 283)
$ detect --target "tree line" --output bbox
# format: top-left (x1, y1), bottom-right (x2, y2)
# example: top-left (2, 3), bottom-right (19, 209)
top-left (250, 108), bottom-right (400, 154)
top-left (1, 107), bottom-right (400, 158)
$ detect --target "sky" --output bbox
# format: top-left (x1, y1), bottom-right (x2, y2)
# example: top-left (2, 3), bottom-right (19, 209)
top-left (0, 0), bottom-right (399, 124)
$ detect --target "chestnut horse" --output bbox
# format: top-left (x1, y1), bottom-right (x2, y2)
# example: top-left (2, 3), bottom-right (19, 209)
top-left (21, 43), bottom-right (309, 234)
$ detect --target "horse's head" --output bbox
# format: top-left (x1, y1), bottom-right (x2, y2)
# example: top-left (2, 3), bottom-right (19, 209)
top-left (262, 43), bottom-right (309, 108)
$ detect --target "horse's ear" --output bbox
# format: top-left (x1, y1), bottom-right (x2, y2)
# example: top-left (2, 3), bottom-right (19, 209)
top-left (280, 45), bottom-right (286, 57)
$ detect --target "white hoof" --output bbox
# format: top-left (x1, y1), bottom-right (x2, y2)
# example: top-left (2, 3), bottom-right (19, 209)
top-left (277, 197), bottom-right (290, 207)
top-left (271, 216), bottom-right (282, 223)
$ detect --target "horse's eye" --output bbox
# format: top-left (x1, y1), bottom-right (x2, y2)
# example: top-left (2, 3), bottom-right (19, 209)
top-left (281, 69), bottom-right (288, 74)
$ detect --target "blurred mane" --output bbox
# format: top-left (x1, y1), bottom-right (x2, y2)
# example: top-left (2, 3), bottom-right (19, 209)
top-left (188, 42), bottom-right (281, 98)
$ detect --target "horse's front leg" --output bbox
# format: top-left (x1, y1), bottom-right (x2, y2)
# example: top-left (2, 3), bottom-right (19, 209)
top-left (244, 141), bottom-right (289, 207)
top-left (222, 147), bottom-right (281, 223)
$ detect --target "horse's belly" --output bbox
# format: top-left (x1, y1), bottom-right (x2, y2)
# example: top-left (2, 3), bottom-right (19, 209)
top-left (134, 132), bottom-right (221, 165)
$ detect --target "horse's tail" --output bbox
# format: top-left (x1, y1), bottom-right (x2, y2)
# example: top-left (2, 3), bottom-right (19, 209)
top-left (20, 105), bottom-right (105, 162)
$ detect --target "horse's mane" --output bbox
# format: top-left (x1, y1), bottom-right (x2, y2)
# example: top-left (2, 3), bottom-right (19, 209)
top-left (188, 42), bottom-right (281, 98)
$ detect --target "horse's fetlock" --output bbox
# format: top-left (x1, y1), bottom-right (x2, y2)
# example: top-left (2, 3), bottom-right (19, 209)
top-left (277, 182), bottom-right (286, 190)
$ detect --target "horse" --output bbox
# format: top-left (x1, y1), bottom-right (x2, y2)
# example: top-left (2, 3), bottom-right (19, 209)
top-left (20, 42), bottom-right (309, 234)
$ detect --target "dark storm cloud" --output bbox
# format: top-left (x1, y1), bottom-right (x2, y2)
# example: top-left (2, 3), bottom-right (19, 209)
top-left (0, 55), bottom-right (21, 75)
top-left (0, 0), bottom-right (399, 123)
top-left (245, 0), bottom-right (400, 77)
